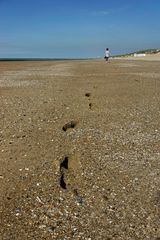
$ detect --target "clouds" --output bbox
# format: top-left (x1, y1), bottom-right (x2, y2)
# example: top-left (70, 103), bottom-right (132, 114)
top-left (91, 5), bottom-right (130, 16)
top-left (92, 10), bottom-right (110, 16)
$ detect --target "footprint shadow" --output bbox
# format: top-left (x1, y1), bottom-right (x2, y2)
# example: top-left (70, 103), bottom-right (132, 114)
top-left (60, 156), bottom-right (69, 189)
top-left (62, 121), bottom-right (77, 131)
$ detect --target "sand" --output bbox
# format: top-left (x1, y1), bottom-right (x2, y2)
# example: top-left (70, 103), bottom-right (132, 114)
top-left (0, 59), bottom-right (160, 239)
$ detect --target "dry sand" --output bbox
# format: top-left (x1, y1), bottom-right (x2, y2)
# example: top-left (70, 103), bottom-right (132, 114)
top-left (0, 59), bottom-right (160, 239)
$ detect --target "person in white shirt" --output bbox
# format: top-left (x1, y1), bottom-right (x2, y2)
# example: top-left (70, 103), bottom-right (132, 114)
top-left (105, 48), bottom-right (110, 62)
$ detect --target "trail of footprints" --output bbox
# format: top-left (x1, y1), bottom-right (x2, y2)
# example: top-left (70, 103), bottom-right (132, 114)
top-left (85, 92), bottom-right (92, 110)
top-left (59, 92), bottom-right (93, 195)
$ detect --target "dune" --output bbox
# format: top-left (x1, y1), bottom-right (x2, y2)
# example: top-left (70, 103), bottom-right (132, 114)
top-left (124, 52), bottom-right (160, 61)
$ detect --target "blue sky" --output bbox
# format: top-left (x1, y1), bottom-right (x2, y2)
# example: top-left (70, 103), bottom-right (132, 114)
top-left (0, 0), bottom-right (160, 58)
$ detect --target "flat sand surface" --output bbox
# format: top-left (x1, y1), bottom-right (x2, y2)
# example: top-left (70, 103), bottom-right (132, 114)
top-left (0, 59), bottom-right (160, 239)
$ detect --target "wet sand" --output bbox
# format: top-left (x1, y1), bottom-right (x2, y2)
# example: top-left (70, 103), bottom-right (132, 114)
top-left (0, 59), bottom-right (160, 239)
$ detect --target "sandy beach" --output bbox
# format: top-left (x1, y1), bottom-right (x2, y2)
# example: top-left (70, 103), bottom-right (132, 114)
top-left (1, 59), bottom-right (160, 239)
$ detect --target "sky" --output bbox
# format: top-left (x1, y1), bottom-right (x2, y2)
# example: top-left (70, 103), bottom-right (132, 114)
top-left (0, 0), bottom-right (160, 58)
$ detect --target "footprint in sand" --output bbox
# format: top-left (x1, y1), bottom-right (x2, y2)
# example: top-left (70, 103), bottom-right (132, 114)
top-left (59, 154), bottom-right (81, 191)
top-left (62, 121), bottom-right (77, 132)
top-left (85, 92), bottom-right (91, 97)
top-left (60, 156), bottom-right (68, 189)
top-left (89, 102), bottom-right (92, 110)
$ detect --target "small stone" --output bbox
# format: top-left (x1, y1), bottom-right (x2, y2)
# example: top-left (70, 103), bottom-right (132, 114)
top-left (47, 226), bottom-right (55, 232)
top-left (39, 225), bottom-right (46, 229)
top-left (36, 196), bottom-right (43, 204)
top-left (76, 196), bottom-right (83, 205)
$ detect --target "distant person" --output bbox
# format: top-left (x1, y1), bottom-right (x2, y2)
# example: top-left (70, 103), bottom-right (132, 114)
top-left (104, 48), bottom-right (110, 62)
